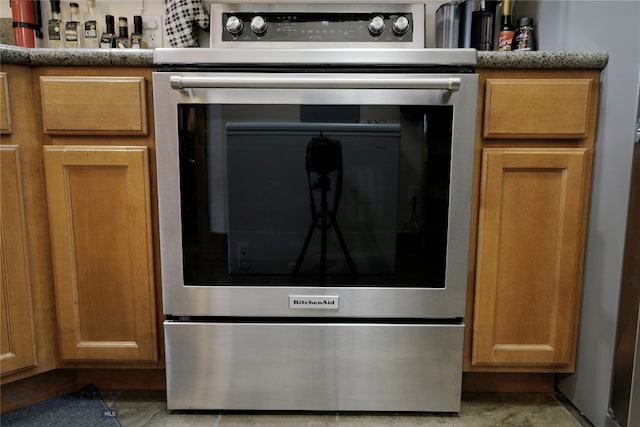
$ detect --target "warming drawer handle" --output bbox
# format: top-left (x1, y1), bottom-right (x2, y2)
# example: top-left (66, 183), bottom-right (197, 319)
top-left (169, 75), bottom-right (462, 91)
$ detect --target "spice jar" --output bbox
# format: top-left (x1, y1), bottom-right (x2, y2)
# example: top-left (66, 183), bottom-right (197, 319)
top-left (512, 17), bottom-right (536, 51)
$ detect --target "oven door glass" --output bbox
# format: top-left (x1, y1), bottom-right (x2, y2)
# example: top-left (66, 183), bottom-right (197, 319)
top-left (178, 104), bottom-right (452, 288)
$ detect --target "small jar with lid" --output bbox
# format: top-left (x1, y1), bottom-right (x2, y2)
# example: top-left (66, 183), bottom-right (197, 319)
top-left (512, 17), bottom-right (537, 51)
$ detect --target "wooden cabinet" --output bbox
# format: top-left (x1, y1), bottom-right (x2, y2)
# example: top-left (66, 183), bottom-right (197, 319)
top-left (43, 146), bottom-right (156, 362)
top-left (1, 70), bottom-right (35, 375)
top-left (472, 148), bottom-right (587, 368)
top-left (1, 146), bottom-right (36, 375)
top-left (0, 65), bottom-right (58, 384)
top-left (1, 73), bottom-right (12, 134)
top-left (482, 78), bottom-right (593, 139)
top-left (35, 68), bottom-right (160, 364)
top-left (465, 69), bottom-right (600, 373)
top-left (39, 76), bottom-right (148, 135)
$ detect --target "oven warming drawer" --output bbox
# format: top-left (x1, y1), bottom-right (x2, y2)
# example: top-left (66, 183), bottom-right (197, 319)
top-left (164, 321), bottom-right (463, 412)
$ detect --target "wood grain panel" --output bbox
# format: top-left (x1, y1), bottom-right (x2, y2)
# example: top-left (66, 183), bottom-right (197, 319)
top-left (0, 64), bottom-right (59, 385)
top-left (472, 148), bottom-right (587, 367)
top-left (0, 146), bottom-right (36, 375)
top-left (0, 73), bottom-right (11, 134)
top-left (483, 79), bottom-right (593, 139)
top-left (39, 76), bottom-right (147, 135)
top-left (43, 146), bottom-right (157, 362)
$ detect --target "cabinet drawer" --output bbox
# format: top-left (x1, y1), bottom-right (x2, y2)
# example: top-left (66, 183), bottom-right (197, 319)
top-left (483, 78), bottom-right (593, 139)
top-left (0, 73), bottom-right (11, 134)
top-left (40, 76), bottom-right (148, 135)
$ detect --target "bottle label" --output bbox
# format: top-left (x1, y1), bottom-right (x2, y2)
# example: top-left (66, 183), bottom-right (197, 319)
top-left (513, 28), bottom-right (534, 51)
top-left (100, 34), bottom-right (114, 48)
top-left (85, 21), bottom-right (97, 38)
top-left (116, 37), bottom-right (131, 48)
top-left (130, 35), bottom-right (142, 49)
top-left (65, 22), bottom-right (79, 43)
top-left (48, 20), bottom-right (61, 41)
top-left (498, 30), bottom-right (515, 51)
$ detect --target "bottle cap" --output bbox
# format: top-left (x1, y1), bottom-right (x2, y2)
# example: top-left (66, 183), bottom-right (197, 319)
top-left (50, 0), bottom-right (61, 14)
top-left (517, 17), bottom-right (534, 27)
top-left (106, 14), bottom-right (115, 29)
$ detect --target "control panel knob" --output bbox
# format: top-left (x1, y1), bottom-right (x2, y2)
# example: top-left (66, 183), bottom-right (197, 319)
top-left (392, 16), bottom-right (410, 35)
top-left (250, 16), bottom-right (268, 35)
top-left (368, 15), bottom-right (385, 36)
top-left (225, 15), bottom-right (244, 35)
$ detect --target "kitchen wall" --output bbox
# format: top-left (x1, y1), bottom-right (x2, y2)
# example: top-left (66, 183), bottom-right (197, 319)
top-left (0, 0), bottom-right (167, 47)
top-left (0, 0), bottom-right (444, 48)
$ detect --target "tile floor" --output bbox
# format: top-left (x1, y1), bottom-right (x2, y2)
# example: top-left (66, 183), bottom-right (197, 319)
top-left (111, 391), bottom-right (591, 427)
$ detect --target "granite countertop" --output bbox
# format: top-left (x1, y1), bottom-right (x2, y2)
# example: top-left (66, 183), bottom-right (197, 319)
top-left (477, 50), bottom-right (608, 69)
top-left (0, 43), bottom-right (608, 69)
top-left (0, 44), bottom-right (154, 67)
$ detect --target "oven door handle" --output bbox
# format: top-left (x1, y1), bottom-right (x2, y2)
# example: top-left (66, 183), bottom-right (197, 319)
top-left (169, 75), bottom-right (462, 91)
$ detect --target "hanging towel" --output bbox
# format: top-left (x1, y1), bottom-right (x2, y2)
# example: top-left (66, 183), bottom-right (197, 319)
top-left (163, 0), bottom-right (209, 47)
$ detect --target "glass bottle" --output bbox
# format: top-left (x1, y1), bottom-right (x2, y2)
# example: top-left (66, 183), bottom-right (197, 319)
top-left (497, 0), bottom-right (515, 51)
top-left (130, 16), bottom-right (143, 49)
top-left (83, 0), bottom-right (98, 48)
top-left (116, 17), bottom-right (131, 48)
top-left (47, 0), bottom-right (63, 48)
top-left (64, 2), bottom-right (81, 47)
top-left (512, 17), bottom-right (537, 51)
top-left (100, 15), bottom-right (116, 48)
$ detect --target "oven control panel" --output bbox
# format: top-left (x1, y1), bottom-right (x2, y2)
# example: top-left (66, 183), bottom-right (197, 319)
top-left (211, 3), bottom-right (425, 48)
top-left (222, 12), bottom-right (413, 42)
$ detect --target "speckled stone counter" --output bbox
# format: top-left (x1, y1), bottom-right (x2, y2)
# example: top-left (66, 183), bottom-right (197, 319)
top-left (1, 44), bottom-right (608, 70)
top-left (1, 44), bottom-right (154, 67)
top-left (477, 50), bottom-right (608, 69)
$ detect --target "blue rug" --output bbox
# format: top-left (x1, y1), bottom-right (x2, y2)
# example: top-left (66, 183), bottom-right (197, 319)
top-left (1, 384), bottom-right (121, 427)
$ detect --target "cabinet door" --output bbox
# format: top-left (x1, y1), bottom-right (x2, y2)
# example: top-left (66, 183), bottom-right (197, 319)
top-left (43, 146), bottom-right (157, 362)
top-left (0, 146), bottom-right (36, 375)
top-left (472, 148), bottom-right (587, 369)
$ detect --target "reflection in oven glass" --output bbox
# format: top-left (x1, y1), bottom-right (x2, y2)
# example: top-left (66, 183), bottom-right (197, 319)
top-left (178, 104), bottom-right (453, 288)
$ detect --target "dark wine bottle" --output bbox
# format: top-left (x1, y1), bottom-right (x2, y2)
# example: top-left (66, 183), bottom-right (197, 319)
top-left (100, 15), bottom-right (116, 48)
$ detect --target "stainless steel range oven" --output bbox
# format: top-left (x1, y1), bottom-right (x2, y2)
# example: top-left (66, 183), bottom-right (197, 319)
top-left (153, 2), bottom-right (478, 412)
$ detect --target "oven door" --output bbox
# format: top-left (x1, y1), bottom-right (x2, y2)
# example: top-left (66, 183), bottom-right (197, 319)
top-left (153, 71), bottom-right (478, 319)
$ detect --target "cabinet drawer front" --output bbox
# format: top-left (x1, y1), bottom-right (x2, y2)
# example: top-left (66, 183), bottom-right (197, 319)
top-left (0, 73), bottom-right (11, 134)
top-left (166, 321), bottom-right (463, 411)
top-left (40, 76), bottom-right (148, 135)
top-left (483, 79), bottom-right (593, 139)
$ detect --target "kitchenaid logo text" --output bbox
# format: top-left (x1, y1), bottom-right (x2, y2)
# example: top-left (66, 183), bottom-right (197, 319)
top-left (289, 295), bottom-right (339, 309)
top-left (292, 299), bottom-right (336, 306)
